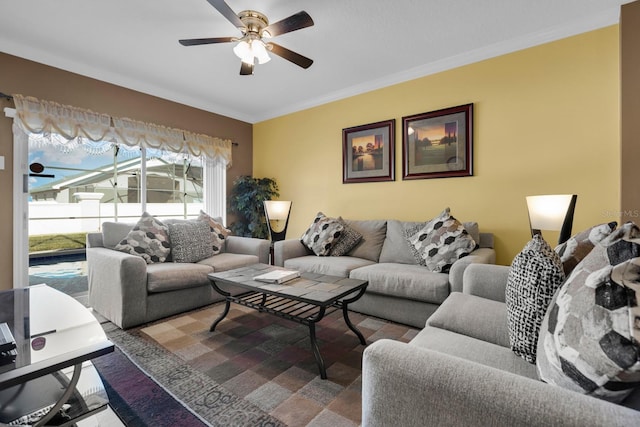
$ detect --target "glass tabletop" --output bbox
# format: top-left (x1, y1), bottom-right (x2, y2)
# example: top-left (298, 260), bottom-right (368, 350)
top-left (0, 284), bottom-right (113, 390)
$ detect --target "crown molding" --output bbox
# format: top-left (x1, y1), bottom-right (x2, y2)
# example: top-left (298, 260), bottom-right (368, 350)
top-left (253, 7), bottom-right (621, 123)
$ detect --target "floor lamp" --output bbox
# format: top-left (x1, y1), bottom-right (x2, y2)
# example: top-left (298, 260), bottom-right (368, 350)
top-left (264, 200), bottom-right (292, 242)
top-left (526, 194), bottom-right (577, 245)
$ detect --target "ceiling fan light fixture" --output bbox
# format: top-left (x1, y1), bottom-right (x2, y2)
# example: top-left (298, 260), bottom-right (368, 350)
top-left (253, 40), bottom-right (271, 64)
top-left (233, 40), bottom-right (253, 64)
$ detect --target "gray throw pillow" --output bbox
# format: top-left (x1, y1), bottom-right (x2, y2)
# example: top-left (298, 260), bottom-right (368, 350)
top-left (537, 222), bottom-right (640, 403)
top-left (330, 217), bottom-right (363, 256)
top-left (554, 221), bottom-right (617, 276)
top-left (300, 212), bottom-right (344, 256)
top-left (114, 212), bottom-right (171, 264)
top-left (168, 220), bottom-right (214, 263)
top-left (198, 210), bottom-right (230, 254)
top-left (405, 208), bottom-right (478, 273)
top-left (505, 234), bottom-right (565, 364)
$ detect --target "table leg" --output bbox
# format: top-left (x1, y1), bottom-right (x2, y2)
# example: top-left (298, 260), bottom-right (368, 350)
top-left (308, 322), bottom-right (327, 379)
top-left (209, 299), bottom-right (230, 332)
top-left (341, 287), bottom-right (368, 346)
top-left (33, 363), bottom-right (82, 427)
top-left (209, 280), bottom-right (232, 332)
top-left (343, 304), bottom-right (366, 346)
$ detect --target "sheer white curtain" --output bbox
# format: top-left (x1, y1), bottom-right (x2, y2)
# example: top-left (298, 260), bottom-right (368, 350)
top-left (12, 94), bottom-right (232, 218)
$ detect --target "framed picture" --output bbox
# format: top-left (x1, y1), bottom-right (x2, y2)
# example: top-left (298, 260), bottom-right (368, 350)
top-left (402, 103), bottom-right (473, 180)
top-left (342, 119), bottom-right (395, 183)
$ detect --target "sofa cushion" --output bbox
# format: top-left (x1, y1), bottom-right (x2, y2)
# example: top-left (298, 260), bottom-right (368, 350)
top-left (284, 255), bottom-right (375, 277)
top-left (505, 234), bottom-right (565, 364)
top-left (427, 292), bottom-right (511, 348)
top-left (344, 219), bottom-right (387, 262)
top-left (114, 212), bottom-right (171, 264)
top-left (146, 262), bottom-right (213, 293)
top-left (102, 221), bottom-right (135, 249)
top-left (537, 222), bottom-right (640, 403)
top-left (330, 217), bottom-right (363, 256)
top-left (410, 325), bottom-right (539, 380)
top-left (301, 212), bottom-right (345, 256)
top-left (379, 220), bottom-right (423, 264)
top-left (554, 221), bottom-right (617, 276)
top-left (350, 263), bottom-right (450, 304)
top-left (168, 220), bottom-right (214, 263)
top-left (198, 210), bottom-right (231, 254)
top-left (405, 208), bottom-right (478, 273)
top-left (198, 252), bottom-right (260, 272)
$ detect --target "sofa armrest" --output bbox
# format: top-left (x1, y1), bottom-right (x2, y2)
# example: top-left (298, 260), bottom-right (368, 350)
top-left (362, 339), bottom-right (640, 427)
top-left (462, 263), bottom-right (511, 302)
top-left (87, 247), bottom-right (148, 329)
top-left (448, 247), bottom-right (496, 293)
top-left (86, 232), bottom-right (103, 248)
top-left (225, 236), bottom-right (270, 264)
top-left (273, 239), bottom-right (309, 267)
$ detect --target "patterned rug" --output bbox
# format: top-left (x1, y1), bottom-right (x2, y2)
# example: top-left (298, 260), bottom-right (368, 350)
top-left (102, 302), bottom-right (418, 427)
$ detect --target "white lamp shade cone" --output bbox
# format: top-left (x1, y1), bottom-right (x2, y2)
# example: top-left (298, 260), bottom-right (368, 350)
top-left (526, 194), bottom-right (574, 231)
top-left (233, 41), bottom-right (254, 64)
top-left (252, 40), bottom-right (271, 64)
top-left (264, 201), bottom-right (291, 221)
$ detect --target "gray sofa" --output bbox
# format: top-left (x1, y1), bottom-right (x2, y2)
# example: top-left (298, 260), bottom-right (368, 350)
top-left (86, 221), bottom-right (270, 329)
top-left (361, 264), bottom-right (640, 426)
top-left (274, 218), bottom-right (496, 328)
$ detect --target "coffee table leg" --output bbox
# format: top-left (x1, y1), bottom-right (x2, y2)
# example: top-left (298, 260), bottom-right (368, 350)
top-left (210, 299), bottom-right (230, 332)
top-left (341, 287), bottom-right (368, 346)
top-left (343, 304), bottom-right (366, 346)
top-left (308, 322), bottom-right (327, 379)
top-left (209, 280), bottom-right (232, 332)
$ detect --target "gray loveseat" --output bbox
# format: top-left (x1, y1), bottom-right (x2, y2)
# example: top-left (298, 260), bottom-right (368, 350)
top-left (86, 220), bottom-right (270, 329)
top-left (274, 218), bottom-right (495, 328)
top-left (361, 264), bottom-right (640, 426)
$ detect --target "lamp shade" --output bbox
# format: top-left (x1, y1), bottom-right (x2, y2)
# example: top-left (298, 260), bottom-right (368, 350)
top-left (264, 201), bottom-right (291, 221)
top-left (526, 194), bottom-right (577, 244)
top-left (263, 200), bottom-right (292, 242)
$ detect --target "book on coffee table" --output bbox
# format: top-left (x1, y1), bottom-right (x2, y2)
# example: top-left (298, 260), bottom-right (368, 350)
top-left (253, 269), bottom-right (300, 284)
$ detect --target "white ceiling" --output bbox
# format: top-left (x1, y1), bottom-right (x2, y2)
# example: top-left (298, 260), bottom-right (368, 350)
top-left (0, 0), bottom-right (632, 124)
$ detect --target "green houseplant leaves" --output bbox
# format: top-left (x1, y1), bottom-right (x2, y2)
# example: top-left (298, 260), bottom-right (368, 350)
top-left (229, 176), bottom-right (279, 238)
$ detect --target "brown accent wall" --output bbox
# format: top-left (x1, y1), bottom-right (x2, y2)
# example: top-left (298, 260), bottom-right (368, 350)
top-left (0, 52), bottom-right (252, 290)
top-left (621, 2), bottom-right (640, 223)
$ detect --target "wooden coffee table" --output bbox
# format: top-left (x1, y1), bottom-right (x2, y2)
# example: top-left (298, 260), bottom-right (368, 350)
top-left (207, 264), bottom-right (368, 379)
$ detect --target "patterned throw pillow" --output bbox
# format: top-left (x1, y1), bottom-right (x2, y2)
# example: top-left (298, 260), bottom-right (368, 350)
top-left (168, 220), bottom-right (214, 263)
top-left (114, 212), bottom-right (170, 264)
top-left (198, 210), bottom-right (230, 254)
top-left (405, 208), bottom-right (478, 273)
top-left (537, 222), bottom-right (640, 403)
top-left (505, 234), bottom-right (565, 364)
top-left (330, 217), bottom-right (363, 256)
top-left (300, 212), bottom-right (344, 256)
top-left (554, 221), bottom-right (617, 276)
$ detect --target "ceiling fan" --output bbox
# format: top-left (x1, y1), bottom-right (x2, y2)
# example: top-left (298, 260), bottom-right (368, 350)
top-left (179, 0), bottom-right (314, 75)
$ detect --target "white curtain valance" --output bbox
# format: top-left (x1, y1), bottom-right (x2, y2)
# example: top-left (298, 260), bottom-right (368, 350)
top-left (12, 94), bottom-right (233, 167)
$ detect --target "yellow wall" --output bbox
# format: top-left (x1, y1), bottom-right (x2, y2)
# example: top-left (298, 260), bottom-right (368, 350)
top-left (254, 26), bottom-right (620, 265)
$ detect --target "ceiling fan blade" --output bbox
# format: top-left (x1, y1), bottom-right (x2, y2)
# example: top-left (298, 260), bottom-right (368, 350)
top-left (206, 0), bottom-right (244, 29)
top-left (268, 43), bottom-right (313, 69)
top-left (263, 11), bottom-right (314, 37)
top-left (240, 62), bottom-right (254, 75)
top-left (179, 37), bottom-right (235, 46)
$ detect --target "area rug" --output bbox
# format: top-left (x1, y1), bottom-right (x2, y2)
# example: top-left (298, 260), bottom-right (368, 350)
top-left (102, 303), bottom-right (418, 427)
top-left (92, 347), bottom-right (209, 427)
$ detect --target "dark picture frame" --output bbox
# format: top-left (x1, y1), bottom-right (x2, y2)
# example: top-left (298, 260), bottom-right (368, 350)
top-left (402, 103), bottom-right (473, 180)
top-left (342, 119), bottom-right (395, 183)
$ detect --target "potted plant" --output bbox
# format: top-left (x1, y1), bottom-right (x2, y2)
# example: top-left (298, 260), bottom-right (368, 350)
top-left (229, 176), bottom-right (279, 238)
